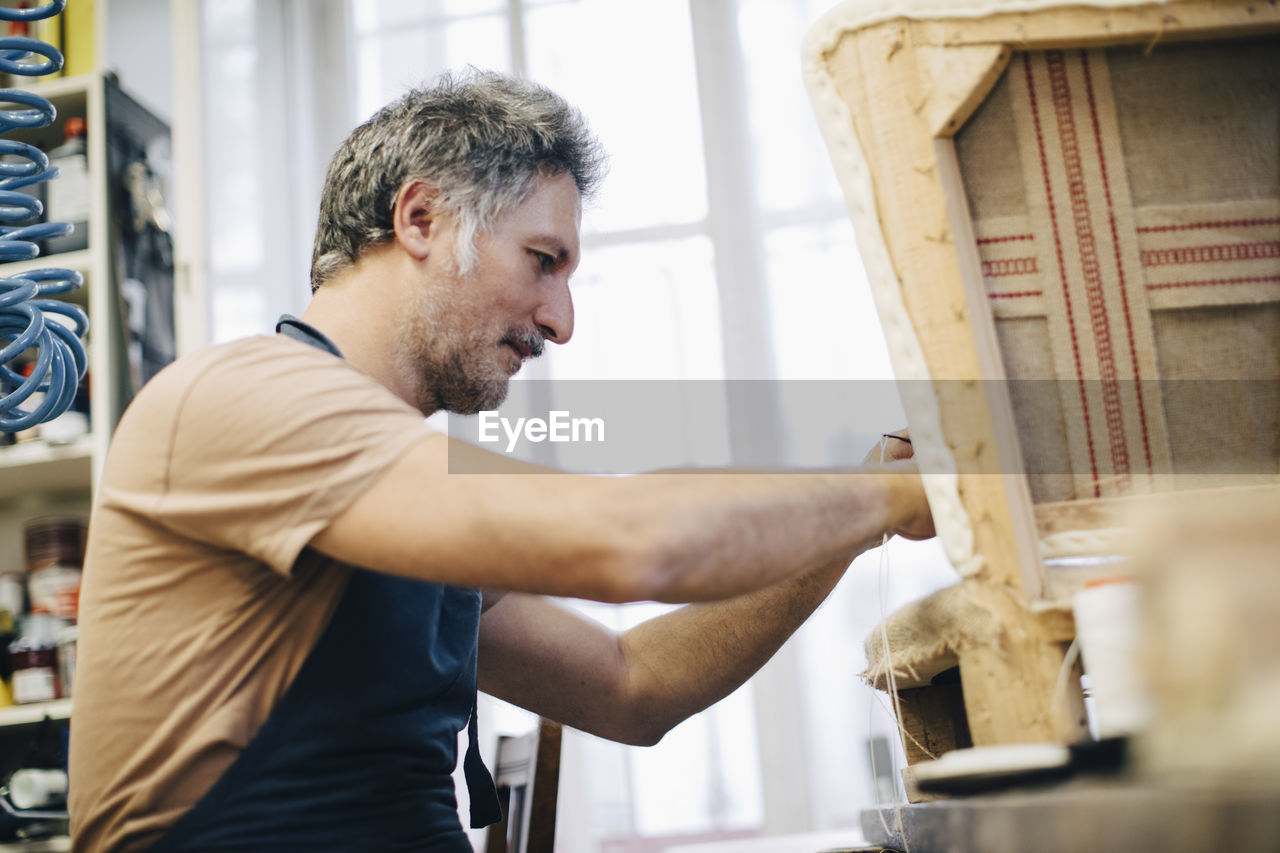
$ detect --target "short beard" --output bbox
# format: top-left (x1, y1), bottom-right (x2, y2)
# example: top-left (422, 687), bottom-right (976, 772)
top-left (430, 333), bottom-right (510, 415)
top-left (393, 289), bottom-right (516, 416)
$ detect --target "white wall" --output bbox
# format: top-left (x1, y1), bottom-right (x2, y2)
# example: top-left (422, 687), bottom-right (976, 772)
top-left (104, 0), bottom-right (174, 123)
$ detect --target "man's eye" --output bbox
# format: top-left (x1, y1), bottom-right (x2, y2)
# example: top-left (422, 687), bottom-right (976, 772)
top-left (530, 250), bottom-right (556, 273)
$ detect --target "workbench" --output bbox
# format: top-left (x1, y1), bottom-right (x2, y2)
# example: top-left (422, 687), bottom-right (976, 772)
top-left (860, 778), bottom-right (1280, 852)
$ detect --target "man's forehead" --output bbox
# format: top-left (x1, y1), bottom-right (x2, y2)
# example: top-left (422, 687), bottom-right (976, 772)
top-left (500, 171), bottom-right (583, 252)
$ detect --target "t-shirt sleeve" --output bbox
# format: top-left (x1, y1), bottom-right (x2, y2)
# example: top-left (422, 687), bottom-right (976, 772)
top-left (154, 338), bottom-right (432, 575)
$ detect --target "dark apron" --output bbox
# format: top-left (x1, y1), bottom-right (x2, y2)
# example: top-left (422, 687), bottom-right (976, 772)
top-left (150, 317), bottom-right (499, 851)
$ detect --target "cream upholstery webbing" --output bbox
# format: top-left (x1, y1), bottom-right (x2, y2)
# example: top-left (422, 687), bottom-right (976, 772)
top-left (957, 38), bottom-right (1280, 502)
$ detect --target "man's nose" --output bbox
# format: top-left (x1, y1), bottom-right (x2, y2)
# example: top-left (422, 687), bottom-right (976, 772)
top-left (533, 274), bottom-right (574, 345)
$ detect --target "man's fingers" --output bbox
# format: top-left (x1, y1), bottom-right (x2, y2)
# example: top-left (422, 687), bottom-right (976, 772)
top-left (863, 428), bottom-right (914, 464)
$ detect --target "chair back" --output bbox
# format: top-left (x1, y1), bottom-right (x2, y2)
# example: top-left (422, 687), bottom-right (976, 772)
top-left (484, 718), bottom-right (562, 853)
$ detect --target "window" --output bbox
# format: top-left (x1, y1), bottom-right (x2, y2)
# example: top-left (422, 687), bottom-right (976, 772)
top-left (190, 1), bottom-right (960, 848)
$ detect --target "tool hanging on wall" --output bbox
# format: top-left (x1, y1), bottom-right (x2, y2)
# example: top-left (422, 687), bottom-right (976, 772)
top-left (0, 0), bottom-right (88, 434)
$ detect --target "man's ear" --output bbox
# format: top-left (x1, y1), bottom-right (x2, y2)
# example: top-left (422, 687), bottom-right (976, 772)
top-left (392, 180), bottom-right (444, 261)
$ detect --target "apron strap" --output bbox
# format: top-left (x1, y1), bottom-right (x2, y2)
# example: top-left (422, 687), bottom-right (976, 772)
top-left (464, 699), bottom-right (502, 828)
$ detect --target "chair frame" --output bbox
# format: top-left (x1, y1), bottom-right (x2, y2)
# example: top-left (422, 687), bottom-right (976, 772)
top-left (805, 0), bottom-right (1280, 750)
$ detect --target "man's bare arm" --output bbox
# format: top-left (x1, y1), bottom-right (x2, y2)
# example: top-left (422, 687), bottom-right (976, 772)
top-left (310, 432), bottom-right (928, 605)
top-left (475, 432), bottom-right (920, 744)
top-left (477, 550), bottom-right (854, 745)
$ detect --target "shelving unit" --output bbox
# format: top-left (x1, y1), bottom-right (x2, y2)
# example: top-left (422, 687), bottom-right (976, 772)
top-left (0, 74), bottom-right (106, 778)
top-left (2, 70), bottom-right (115, 498)
top-left (0, 438), bottom-right (94, 503)
top-left (0, 700), bottom-right (71, 730)
top-left (0, 14), bottom-right (123, 847)
top-left (2, 70), bottom-right (170, 500)
top-left (2, 69), bottom-right (171, 761)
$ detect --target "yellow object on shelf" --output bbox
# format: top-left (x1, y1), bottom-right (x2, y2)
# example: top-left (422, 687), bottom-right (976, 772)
top-left (62, 0), bottom-right (94, 78)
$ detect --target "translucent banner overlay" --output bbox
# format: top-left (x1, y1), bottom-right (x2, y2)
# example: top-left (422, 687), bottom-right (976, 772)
top-left (444, 379), bottom-right (1278, 477)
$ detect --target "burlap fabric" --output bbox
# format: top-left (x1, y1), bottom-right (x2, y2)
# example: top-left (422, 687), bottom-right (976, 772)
top-left (862, 583), bottom-right (1000, 690)
top-left (955, 37), bottom-right (1280, 503)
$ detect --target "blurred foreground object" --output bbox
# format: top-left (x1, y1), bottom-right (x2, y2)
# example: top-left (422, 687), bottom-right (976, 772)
top-left (1136, 490), bottom-right (1280, 791)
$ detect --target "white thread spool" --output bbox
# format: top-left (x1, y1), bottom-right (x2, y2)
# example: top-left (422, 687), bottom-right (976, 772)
top-left (1073, 578), bottom-right (1150, 739)
top-left (8, 768), bottom-right (67, 810)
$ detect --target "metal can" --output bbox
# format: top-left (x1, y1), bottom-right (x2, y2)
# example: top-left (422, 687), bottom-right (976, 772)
top-left (23, 517), bottom-right (86, 620)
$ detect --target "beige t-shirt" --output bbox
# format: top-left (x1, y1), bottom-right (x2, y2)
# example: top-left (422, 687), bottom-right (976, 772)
top-left (68, 335), bottom-right (430, 852)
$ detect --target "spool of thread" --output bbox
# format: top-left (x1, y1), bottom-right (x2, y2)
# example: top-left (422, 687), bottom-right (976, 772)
top-left (8, 768), bottom-right (68, 810)
top-left (1073, 577), bottom-right (1150, 739)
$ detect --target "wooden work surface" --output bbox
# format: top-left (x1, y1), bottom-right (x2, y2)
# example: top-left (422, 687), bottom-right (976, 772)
top-left (859, 778), bottom-right (1280, 852)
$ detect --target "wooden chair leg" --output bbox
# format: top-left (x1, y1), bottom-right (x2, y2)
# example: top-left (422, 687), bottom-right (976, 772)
top-left (526, 720), bottom-right (561, 853)
top-left (484, 785), bottom-right (514, 853)
top-left (483, 718), bottom-right (562, 853)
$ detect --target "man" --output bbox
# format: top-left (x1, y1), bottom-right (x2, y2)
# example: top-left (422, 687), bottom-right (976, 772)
top-left (68, 71), bottom-right (932, 851)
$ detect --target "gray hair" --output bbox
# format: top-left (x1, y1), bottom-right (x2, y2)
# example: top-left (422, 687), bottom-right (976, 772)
top-left (310, 70), bottom-right (606, 291)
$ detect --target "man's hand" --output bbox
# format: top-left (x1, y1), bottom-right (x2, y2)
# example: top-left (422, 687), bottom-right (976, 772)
top-left (865, 430), bottom-right (915, 464)
top-left (863, 429), bottom-right (934, 541)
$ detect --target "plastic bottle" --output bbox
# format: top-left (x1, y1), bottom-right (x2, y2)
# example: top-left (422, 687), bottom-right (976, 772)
top-left (9, 615), bottom-right (67, 704)
top-left (43, 116), bottom-right (90, 255)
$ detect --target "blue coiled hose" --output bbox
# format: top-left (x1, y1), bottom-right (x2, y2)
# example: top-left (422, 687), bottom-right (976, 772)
top-left (0, 0), bottom-right (89, 434)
